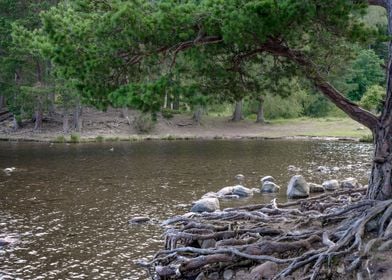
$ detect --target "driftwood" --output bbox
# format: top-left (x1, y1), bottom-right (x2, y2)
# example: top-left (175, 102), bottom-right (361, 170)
top-left (138, 187), bottom-right (392, 279)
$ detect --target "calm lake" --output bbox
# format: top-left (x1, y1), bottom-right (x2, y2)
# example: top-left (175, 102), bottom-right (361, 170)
top-left (0, 140), bottom-right (373, 279)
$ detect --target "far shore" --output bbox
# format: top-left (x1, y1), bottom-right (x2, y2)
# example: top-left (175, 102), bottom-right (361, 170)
top-left (0, 108), bottom-right (373, 143)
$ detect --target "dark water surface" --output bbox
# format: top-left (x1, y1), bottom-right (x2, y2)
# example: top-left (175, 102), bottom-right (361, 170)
top-left (0, 140), bottom-right (373, 279)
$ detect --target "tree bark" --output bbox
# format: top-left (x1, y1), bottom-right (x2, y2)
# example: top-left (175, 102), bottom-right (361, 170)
top-left (63, 107), bottom-right (69, 134)
top-left (256, 96), bottom-right (265, 124)
top-left (193, 105), bottom-right (203, 125)
top-left (366, 0), bottom-right (392, 200)
top-left (73, 99), bottom-right (83, 132)
top-left (34, 106), bottom-right (43, 131)
top-left (232, 100), bottom-right (244, 122)
top-left (34, 61), bottom-right (44, 131)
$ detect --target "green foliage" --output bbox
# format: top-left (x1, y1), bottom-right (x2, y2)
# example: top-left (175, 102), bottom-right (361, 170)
top-left (345, 49), bottom-right (385, 101)
top-left (55, 135), bottom-right (66, 143)
top-left (95, 135), bottom-right (104, 142)
top-left (360, 85), bottom-right (386, 113)
top-left (70, 133), bottom-right (80, 143)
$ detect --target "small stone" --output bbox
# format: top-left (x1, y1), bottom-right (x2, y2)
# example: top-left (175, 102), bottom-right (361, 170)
top-left (223, 269), bottom-right (234, 280)
top-left (195, 272), bottom-right (207, 280)
top-left (232, 185), bottom-right (253, 197)
top-left (287, 175), bottom-right (309, 198)
top-left (341, 177), bottom-right (359, 189)
top-left (250, 261), bottom-right (278, 279)
top-left (288, 165), bottom-right (301, 172)
top-left (191, 198), bottom-right (220, 213)
top-left (234, 270), bottom-right (249, 280)
top-left (235, 174), bottom-right (245, 184)
top-left (309, 183), bottom-right (325, 193)
top-left (260, 176), bottom-right (275, 183)
top-left (261, 181), bottom-right (280, 193)
top-left (322, 180), bottom-right (339, 191)
top-left (217, 186), bottom-right (235, 197)
top-left (208, 272), bottom-right (220, 280)
top-left (317, 166), bottom-right (330, 173)
top-left (129, 216), bottom-right (150, 224)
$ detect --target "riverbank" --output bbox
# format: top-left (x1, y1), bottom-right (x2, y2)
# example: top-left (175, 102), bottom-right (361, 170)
top-left (0, 108), bottom-right (372, 143)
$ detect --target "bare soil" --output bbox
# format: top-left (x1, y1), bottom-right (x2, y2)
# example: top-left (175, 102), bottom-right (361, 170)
top-left (0, 107), bottom-right (371, 142)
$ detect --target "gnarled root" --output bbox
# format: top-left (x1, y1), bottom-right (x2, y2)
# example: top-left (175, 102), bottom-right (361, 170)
top-left (139, 188), bottom-right (392, 279)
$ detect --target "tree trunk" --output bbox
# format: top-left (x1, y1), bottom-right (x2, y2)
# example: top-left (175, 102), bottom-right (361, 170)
top-left (193, 105), bottom-right (203, 125)
top-left (232, 100), bottom-right (244, 122)
top-left (256, 96), bottom-right (265, 124)
top-left (366, 0), bottom-right (392, 200)
top-left (48, 92), bottom-right (56, 115)
top-left (34, 61), bottom-right (44, 131)
top-left (73, 99), bottom-right (83, 132)
top-left (63, 107), bottom-right (69, 134)
top-left (34, 106), bottom-right (43, 131)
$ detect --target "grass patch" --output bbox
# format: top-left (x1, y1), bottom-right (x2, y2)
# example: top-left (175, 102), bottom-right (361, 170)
top-left (105, 136), bottom-right (120, 142)
top-left (54, 135), bottom-right (66, 143)
top-left (70, 133), bottom-right (81, 143)
top-left (95, 135), bottom-right (104, 142)
top-left (359, 134), bottom-right (373, 143)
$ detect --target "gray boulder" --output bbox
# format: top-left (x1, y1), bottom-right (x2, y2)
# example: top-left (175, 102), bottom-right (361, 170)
top-left (340, 177), bottom-right (359, 189)
top-left (216, 186), bottom-right (234, 197)
top-left (287, 175), bottom-right (309, 198)
top-left (260, 176), bottom-right (275, 183)
top-left (309, 183), bottom-right (325, 193)
top-left (191, 198), bottom-right (220, 213)
top-left (232, 185), bottom-right (253, 197)
top-left (261, 181), bottom-right (280, 193)
top-left (322, 179), bottom-right (339, 191)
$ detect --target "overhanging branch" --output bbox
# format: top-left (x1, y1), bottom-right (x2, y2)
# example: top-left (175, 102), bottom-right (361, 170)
top-left (255, 40), bottom-right (378, 131)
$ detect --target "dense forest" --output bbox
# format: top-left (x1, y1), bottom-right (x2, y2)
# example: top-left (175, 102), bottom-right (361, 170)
top-left (0, 1), bottom-right (388, 132)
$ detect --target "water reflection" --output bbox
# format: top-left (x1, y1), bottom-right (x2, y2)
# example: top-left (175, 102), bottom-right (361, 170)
top-left (0, 140), bottom-right (373, 279)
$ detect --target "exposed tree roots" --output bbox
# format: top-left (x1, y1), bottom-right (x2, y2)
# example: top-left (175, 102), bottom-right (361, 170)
top-left (138, 187), bottom-right (392, 279)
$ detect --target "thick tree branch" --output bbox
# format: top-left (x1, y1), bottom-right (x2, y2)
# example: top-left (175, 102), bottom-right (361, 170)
top-left (367, 0), bottom-right (387, 8)
top-left (256, 40), bottom-right (379, 131)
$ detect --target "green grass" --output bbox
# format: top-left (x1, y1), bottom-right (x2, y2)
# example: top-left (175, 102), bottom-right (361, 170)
top-left (54, 135), bottom-right (66, 143)
top-left (69, 133), bottom-right (81, 143)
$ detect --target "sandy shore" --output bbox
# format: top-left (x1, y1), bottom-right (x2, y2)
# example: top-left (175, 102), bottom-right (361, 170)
top-left (0, 108), bottom-right (372, 143)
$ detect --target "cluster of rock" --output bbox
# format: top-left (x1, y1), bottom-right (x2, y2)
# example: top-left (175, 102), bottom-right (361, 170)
top-left (191, 174), bottom-right (362, 213)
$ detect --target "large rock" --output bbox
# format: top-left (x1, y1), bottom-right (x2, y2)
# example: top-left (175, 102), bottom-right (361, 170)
top-left (308, 183), bottom-right (325, 193)
top-left (287, 175), bottom-right (309, 198)
top-left (261, 181), bottom-right (280, 193)
top-left (322, 179), bottom-right (339, 191)
top-left (216, 186), bottom-right (235, 197)
top-left (340, 177), bottom-right (359, 189)
top-left (191, 198), bottom-right (220, 213)
top-left (260, 176), bottom-right (275, 183)
top-left (232, 185), bottom-right (253, 197)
